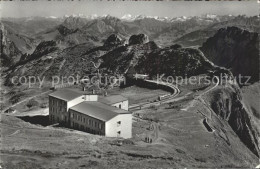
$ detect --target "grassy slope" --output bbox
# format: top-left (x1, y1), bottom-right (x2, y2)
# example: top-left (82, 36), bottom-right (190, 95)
top-left (1, 85), bottom-right (258, 168)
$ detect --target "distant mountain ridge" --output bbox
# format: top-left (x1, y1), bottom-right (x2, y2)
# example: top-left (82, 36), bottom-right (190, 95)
top-left (0, 15), bottom-right (258, 69)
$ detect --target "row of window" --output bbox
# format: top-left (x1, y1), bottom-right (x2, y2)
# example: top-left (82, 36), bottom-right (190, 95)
top-left (70, 112), bottom-right (103, 129)
top-left (50, 115), bottom-right (59, 122)
top-left (50, 98), bottom-right (66, 108)
top-left (50, 115), bottom-right (122, 137)
top-left (50, 106), bottom-right (65, 114)
top-left (72, 122), bottom-right (121, 137)
top-left (72, 122), bottom-right (103, 135)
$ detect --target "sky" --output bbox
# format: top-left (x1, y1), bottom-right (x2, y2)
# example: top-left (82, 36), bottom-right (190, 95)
top-left (0, 0), bottom-right (259, 18)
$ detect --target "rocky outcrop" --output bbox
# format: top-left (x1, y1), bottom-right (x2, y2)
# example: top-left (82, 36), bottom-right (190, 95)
top-left (101, 39), bottom-right (217, 77)
top-left (200, 27), bottom-right (259, 83)
top-left (103, 34), bottom-right (123, 47)
top-left (129, 34), bottom-right (149, 45)
top-left (7, 40), bottom-right (58, 71)
top-left (57, 25), bottom-right (78, 36)
top-left (0, 24), bottom-right (22, 67)
top-left (100, 41), bottom-right (158, 73)
top-left (210, 85), bottom-right (259, 157)
top-left (135, 45), bottom-right (215, 77)
top-left (63, 16), bottom-right (89, 30)
top-left (31, 41), bottom-right (58, 57)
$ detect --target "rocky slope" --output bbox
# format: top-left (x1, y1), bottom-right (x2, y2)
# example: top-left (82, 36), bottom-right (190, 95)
top-left (0, 23), bottom-right (36, 67)
top-left (104, 34), bottom-right (125, 47)
top-left (4, 33), bottom-right (218, 84)
top-left (135, 44), bottom-right (215, 77)
top-left (101, 41), bottom-right (158, 74)
top-left (0, 30), bottom-right (22, 67)
top-left (200, 26), bottom-right (259, 83)
top-left (241, 83), bottom-right (260, 141)
top-left (100, 34), bottom-right (220, 76)
top-left (129, 34), bottom-right (149, 45)
top-left (205, 83), bottom-right (259, 157)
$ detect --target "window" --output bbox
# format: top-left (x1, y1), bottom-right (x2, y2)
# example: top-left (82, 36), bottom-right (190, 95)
top-left (117, 131), bottom-right (121, 137)
top-left (71, 113), bottom-right (73, 118)
top-left (83, 118), bottom-right (85, 123)
top-left (99, 123), bottom-right (102, 130)
top-left (119, 104), bottom-right (121, 109)
top-left (117, 121), bottom-right (121, 127)
top-left (80, 125), bottom-right (84, 130)
top-left (95, 122), bottom-right (97, 128)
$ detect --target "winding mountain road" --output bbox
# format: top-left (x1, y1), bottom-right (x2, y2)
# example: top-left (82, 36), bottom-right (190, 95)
top-left (181, 76), bottom-right (220, 111)
top-left (129, 79), bottom-right (180, 110)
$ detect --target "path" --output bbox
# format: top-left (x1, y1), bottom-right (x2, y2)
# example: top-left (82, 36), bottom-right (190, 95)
top-left (1, 90), bottom-right (52, 113)
top-left (181, 77), bottom-right (219, 111)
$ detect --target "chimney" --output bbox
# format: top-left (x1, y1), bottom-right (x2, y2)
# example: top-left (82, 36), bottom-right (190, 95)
top-left (83, 86), bottom-right (86, 91)
top-left (92, 89), bottom-right (95, 94)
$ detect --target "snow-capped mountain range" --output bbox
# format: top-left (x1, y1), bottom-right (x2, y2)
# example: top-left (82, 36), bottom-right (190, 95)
top-left (42, 13), bottom-right (229, 22)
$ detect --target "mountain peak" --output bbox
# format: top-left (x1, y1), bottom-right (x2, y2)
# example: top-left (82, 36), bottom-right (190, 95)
top-left (121, 14), bottom-right (134, 20)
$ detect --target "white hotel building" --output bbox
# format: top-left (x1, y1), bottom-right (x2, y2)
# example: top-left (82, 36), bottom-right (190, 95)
top-left (49, 89), bottom-right (132, 138)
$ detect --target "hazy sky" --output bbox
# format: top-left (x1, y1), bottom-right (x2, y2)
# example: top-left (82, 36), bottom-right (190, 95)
top-left (0, 0), bottom-right (259, 18)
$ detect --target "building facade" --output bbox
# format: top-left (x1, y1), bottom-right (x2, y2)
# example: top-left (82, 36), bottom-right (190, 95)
top-left (49, 90), bottom-right (86, 125)
top-left (105, 113), bottom-right (132, 138)
top-left (69, 109), bottom-right (105, 135)
top-left (49, 89), bottom-right (132, 138)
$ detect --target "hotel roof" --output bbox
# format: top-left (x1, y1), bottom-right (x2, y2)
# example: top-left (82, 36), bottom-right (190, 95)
top-left (49, 89), bottom-right (82, 101)
top-left (69, 102), bottom-right (131, 121)
top-left (99, 95), bottom-right (128, 105)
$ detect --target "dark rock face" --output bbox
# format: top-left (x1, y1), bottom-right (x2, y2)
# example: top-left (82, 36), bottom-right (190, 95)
top-left (135, 46), bottom-right (215, 77)
top-left (101, 41), bottom-right (158, 74)
top-left (0, 26), bottom-right (22, 67)
top-left (0, 41), bottom-right (21, 67)
top-left (103, 34), bottom-right (122, 47)
top-left (129, 34), bottom-right (149, 45)
top-left (57, 25), bottom-right (78, 36)
top-left (101, 39), bottom-right (217, 77)
top-left (32, 41), bottom-right (57, 57)
top-left (210, 85), bottom-right (259, 157)
top-left (200, 27), bottom-right (259, 83)
top-left (169, 44), bottom-right (182, 50)
top-left (7, 40), bottom-right (58, 71)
